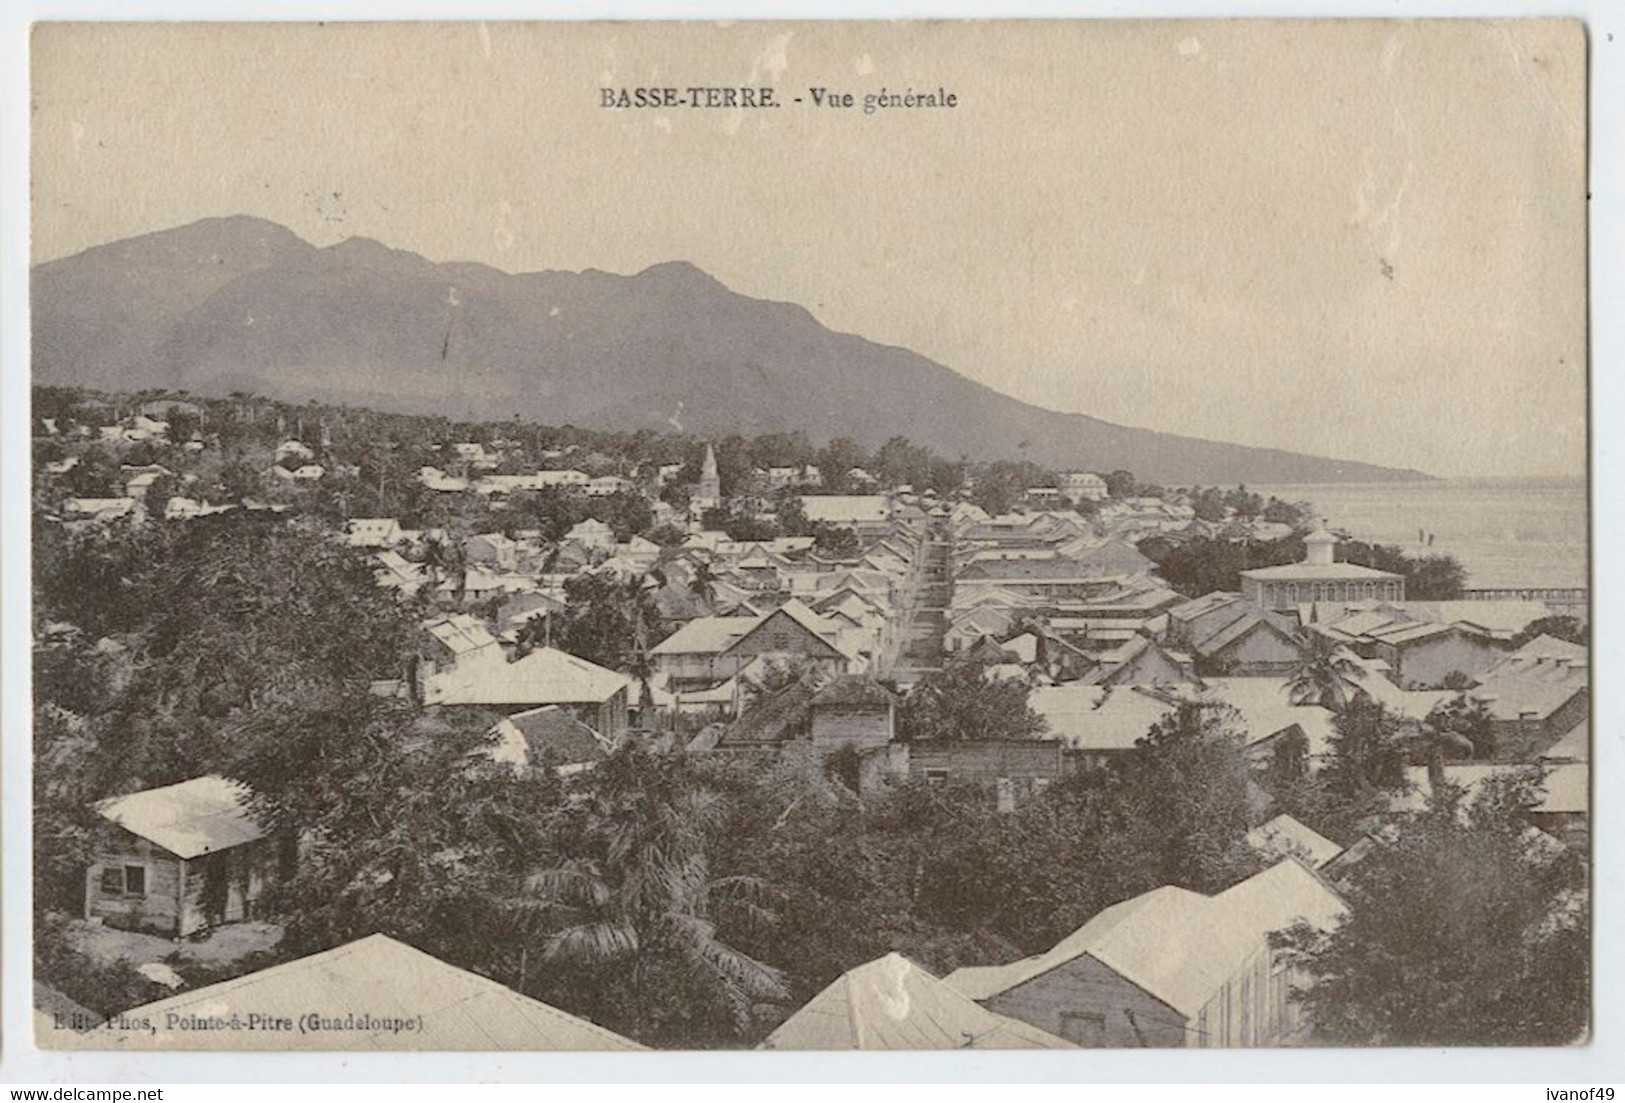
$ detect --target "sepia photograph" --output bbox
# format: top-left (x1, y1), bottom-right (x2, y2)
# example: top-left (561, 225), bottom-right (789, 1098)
top-left (22, 16), bottom-right (1591, 1060)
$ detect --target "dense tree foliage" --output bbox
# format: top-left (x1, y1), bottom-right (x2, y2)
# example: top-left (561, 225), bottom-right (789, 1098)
top-left (894, 662), bottom-right (1047, 743)
top-left (1279, 773), bottom-right (1588, 1046)
top-left (1141, 532), bottom-right (1469, 599)
top-left (1319, 696), bottom-right (1411, 800)
top-left (1511, 615), bottom-right (1587, 649)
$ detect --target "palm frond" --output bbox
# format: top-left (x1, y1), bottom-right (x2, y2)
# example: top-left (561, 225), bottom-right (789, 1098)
top-left (543, 920), bottom-right (640, 965)
top-left (524, 860), bottom-right (610, 908)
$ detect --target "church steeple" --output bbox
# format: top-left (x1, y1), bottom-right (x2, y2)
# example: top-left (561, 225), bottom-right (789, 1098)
top-left (696, 442), bottom-right (721, 508)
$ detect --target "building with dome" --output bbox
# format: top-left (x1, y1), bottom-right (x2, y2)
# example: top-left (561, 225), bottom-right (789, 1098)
top-left (1239, 519), bottom-right (1404, 609)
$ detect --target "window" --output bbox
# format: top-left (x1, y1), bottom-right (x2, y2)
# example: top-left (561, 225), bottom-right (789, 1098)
top-left (99, 864), bottom-right (147, 897)
top-left (924, 768), bottom-right (949, 786)
top-left (1059, 1011), bottom-right (1107, 1046)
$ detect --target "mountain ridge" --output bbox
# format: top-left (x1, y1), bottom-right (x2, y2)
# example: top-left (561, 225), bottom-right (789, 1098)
top-left (32, 218), bottom-right (1431, 485)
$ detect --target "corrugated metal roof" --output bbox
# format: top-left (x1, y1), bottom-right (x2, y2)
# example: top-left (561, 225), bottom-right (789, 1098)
top-left (1029, 685), bottom-right (1178, 752)
top-left (1247, 814), bottom-right (1343, 868)
top-left (426, 647), bottom-right (630, 707)
top-left (650, 616), bottom-right (757, 656)
top-left (1200, 678), bottom-right (1337, 757)
top-left (94, 775), bottom-right (265, 859)
top-left (71, 935), bottom-right (643, 1051)
top-left (945, 861), bottom-right (1344, 1020)
top-left (764, 954), bottom-right (1073, 1050)
top-left (1241, 562), bottom-right (1403, 582)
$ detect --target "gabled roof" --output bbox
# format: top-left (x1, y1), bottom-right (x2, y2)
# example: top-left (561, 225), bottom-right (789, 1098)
top-left (763, 954), bottom-right (1073, 1050)
top-left (945, 885), bottom-right (1211, 1008)
top-left (650, 615), bottom-right (758, 656)
top-left (1168, 591), bottom-right (1246, 622)
top-left (1468, 672), bottom-right (1587, 721)
top-left (946, 606), bottom-right (1017, 639)
top-left (426, 647), bottom-right (630, 708)
top-left (424, 613), bottom-right (499, 657)
top-left (94, 776), bottom-right (265, 859)
top-left (725, 601), bottom-right (853, 660)
top-left (76, 935), bottom-right (642, 1050)
top-left (1541, 720), bottom-right (1588, 762)
top-left (1199, 678), bottom-right (1337, 758)
top-left (1513, 634), bottom-right (1588, 662)
top-left (1193, 613), bottom-right (1303, 659)
top-left (1247, 813), bottom-right (1343, 868)
top-left (810, 675), bottom-right (896, 709)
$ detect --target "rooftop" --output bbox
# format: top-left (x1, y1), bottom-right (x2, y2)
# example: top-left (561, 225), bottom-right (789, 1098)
top-left (94, 775), bottom-right (265, 859)
top-left (425, 647), bottom-right (630, 708)
top-left (945, 860), bottom-right (1343, 1018)
top-left (764, 954), bottom-right (1073, 1050)
top-left (71, 935), bottom-right (642, 1051)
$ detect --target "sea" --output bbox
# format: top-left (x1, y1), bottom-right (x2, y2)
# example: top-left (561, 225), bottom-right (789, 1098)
top-left (1251, 477), bottom-right (1588, 592)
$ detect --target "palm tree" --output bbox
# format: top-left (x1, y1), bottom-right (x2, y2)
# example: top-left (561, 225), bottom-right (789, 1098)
top-left (689, 560), bottom-right (717, 607)
top-left (624, 596), bottom-right (658, 728)
top-left (420, 534), bottom-right (452, 591)
top-left (1411, 719), bottom-right (1477, 793)
top-left (519, 745), bottom-right (786, 1041)
top-left (1287, 632), bottom-right (1365, 712)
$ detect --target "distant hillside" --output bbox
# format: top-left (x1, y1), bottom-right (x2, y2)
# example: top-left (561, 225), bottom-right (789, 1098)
top-left (32, 217), bottom-right (1429, 485)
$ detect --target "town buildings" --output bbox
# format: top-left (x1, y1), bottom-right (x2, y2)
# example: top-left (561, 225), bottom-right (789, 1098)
top-left (1240, 521), bottom-right (1405, 609)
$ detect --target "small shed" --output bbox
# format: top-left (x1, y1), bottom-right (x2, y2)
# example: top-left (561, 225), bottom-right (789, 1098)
top-left (87, 776), bottom-right (275, 938)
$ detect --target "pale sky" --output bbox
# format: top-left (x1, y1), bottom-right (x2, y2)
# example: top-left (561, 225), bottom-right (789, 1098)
top-left (31, 19), bottom-right (1587, 477)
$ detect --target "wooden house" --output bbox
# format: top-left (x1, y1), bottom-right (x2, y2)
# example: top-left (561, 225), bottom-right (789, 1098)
top-left (945, 860), bottom-right (1345, 1047)
top-left (422, 646), bottom-right (632, 737)
top-left (86, 776), bottom-right (277, 938)
top-left (1166, 593), bottom-right (1305, 677)
top-left (809, 676), bottom-right (897, 752)
top-left (651, 601), bottom-right (859, 689)
top-left (762, 954), bottom-right (1072, 1050)
top-left (908, 739), bottom-right (1066, 812)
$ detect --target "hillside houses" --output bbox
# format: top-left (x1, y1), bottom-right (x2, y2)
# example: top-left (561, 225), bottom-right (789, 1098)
top-left (29, 388), bottom-right (1594, 1053)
